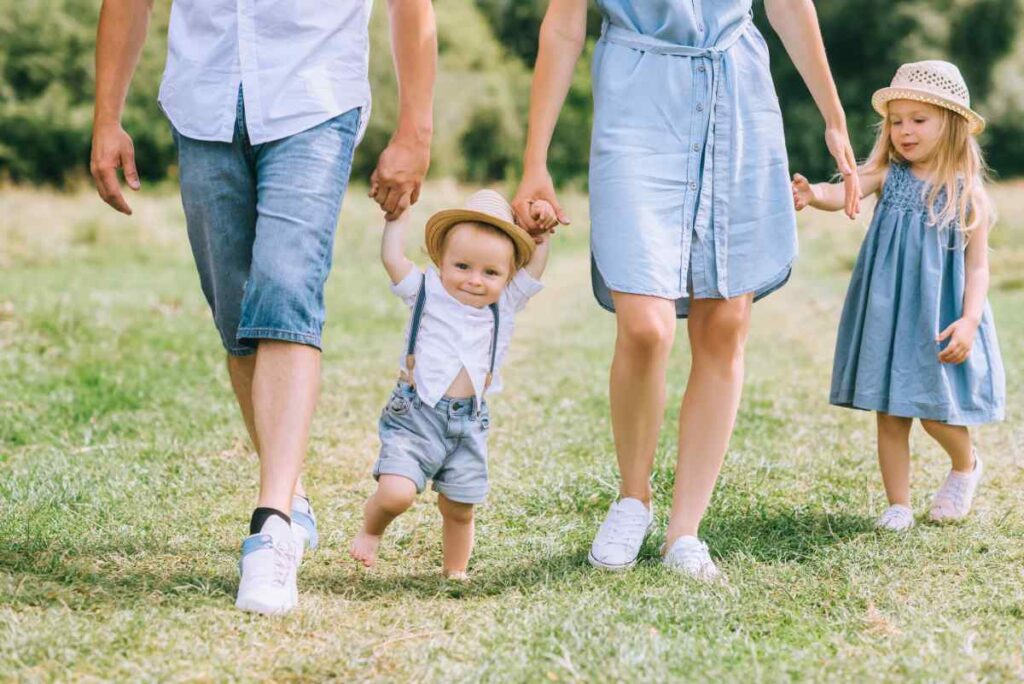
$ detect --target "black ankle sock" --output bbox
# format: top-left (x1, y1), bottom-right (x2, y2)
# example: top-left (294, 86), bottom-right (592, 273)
top-left (250, 507), bottom-right (291, 535)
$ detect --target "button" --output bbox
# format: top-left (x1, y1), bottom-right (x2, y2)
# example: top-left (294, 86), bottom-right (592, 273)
top-left (689, 181), bottom-right (698, 191)
top-left (452, 402), bottom-right (461, 410)
top-left (697, 64), bottom-right (706, 73)
top-left (696, 103), bottom-right (704, 112)
top-left (698, 23), bottom-right (705, 32)
top-left (692, 143), bottom-right (700, 152)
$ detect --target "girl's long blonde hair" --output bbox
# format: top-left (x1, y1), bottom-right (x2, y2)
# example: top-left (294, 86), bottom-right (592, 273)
top-left (863, 105), bottom-right (995, 235)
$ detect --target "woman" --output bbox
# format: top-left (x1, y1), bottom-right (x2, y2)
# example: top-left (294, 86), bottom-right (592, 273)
top-left (513, 0), bottom-right (860, 579)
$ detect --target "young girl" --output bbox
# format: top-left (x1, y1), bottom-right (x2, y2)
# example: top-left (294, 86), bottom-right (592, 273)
top-left (348, 190), bottom-right (553, 578)
top-left (793, 61), bottom-right (1006, 530)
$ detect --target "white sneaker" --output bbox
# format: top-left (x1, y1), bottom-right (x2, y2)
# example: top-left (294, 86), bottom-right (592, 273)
top-left (588, 498), bottom-right (654, 571)
top-left (875, 504), bottom-right (915, 531)
top-left (235, 516), bottom-right (298, 615)
top-left (930, 452), bottom-right (983, 522)
top-left (662, 536), bottom-right (721, 581)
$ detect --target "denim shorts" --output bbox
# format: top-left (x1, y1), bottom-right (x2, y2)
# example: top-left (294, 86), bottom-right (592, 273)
top-left (171, 90), bottom-right (360, 355)
top-left (374, 382), bottom-right (491, 505)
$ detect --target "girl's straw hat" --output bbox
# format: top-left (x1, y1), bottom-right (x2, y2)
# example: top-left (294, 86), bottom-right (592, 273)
top-left (425, 189), bottom-right (535, 270)
top-left (872, 60), bottom-right (985, 134)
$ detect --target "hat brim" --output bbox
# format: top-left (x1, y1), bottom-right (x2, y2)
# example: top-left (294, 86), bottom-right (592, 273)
top-left (872, 87), bottom-right (985, 135)
top-left (425, 208), bottom-right (536, 271)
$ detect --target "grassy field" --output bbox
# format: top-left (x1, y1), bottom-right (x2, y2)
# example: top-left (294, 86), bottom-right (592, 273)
top-left (1, 181), bottom-right (1022, 682)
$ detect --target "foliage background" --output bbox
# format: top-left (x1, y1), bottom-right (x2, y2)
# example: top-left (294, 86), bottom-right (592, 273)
top-left (1, 0), bottom-right (1024, 186)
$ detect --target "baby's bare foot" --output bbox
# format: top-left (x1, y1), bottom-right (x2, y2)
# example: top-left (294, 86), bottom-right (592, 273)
top-left (443, 569), bottom-right (469, 581)
top-left (349, 531), bottom-right (381, 567)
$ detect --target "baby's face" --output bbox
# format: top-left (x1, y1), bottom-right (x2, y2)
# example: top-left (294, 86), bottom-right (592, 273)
top-left (888, 99), bottom-right (944, 166)
top-left (438, 223), bottom-right (514, 308)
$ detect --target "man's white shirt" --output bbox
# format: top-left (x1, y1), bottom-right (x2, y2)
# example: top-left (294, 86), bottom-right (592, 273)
top-left (158, 0), bottom-right (372, 144)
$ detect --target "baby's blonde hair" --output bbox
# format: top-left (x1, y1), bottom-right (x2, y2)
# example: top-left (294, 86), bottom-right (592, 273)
top-left (863, 104), bottom-right (995, 235)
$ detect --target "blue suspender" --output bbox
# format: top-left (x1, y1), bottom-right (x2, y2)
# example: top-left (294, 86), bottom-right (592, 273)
top-left (404, 273), bottom-right (500, 395)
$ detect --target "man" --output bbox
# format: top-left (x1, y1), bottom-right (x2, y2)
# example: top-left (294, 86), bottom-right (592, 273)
top-left (90, 0), bottom-right (436, 614)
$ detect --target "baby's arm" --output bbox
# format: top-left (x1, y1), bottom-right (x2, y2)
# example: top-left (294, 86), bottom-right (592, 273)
top-left (792, 167), bottom-right (886, 213)
top-left (381, 211), bottom-right (416, 284)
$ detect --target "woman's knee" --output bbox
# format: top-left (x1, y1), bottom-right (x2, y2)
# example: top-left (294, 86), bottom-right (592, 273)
top-left (690, 297), bottom-right (752, 359)
top-left (614, 295), bottom-right (676, 356)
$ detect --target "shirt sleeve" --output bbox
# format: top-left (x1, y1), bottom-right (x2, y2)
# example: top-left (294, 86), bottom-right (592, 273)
top-left (390, 268), bottom-right (424, 309)
top-left (503, 269), bottom-right (544, 313)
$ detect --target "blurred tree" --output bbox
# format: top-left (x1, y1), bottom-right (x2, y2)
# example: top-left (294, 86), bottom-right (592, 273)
top-left (2, 1), bottom-right (1023, 186)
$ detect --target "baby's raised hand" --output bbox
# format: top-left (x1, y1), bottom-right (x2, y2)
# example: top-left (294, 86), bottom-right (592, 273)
top-left (791, 173), bottom-right (818, 211)
top-left (527, 199), bottom-right (558, 243)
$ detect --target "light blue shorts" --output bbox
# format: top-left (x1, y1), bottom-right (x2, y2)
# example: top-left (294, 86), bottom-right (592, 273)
top-left (172, 88), bottom-right (360, 355)
top-left (374, 382), bottom-right (490, 505)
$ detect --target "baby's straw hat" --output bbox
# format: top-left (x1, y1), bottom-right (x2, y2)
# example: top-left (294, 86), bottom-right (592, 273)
top-left (425, 189), bottom-right (535, 270)
top-left (872, 60), bottom-right (985, 135)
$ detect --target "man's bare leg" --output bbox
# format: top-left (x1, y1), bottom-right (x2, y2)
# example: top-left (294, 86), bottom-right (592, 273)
top-left (228, 352), bottom-right (308, 499)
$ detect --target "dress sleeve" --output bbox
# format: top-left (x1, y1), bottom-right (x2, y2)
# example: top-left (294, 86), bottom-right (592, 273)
top-left (390, 268), bottom-right (423, 309)
top-left (502, 269), bottom-right (544, 313)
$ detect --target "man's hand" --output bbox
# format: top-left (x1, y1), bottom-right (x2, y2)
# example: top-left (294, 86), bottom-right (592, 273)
top-left (370, 133), bottom-right (430, 221)
top-left (91, 122), bottom-right (141, 215)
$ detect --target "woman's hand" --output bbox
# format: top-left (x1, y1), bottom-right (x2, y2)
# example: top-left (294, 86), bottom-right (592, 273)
top-left (825, 125), bottom-right (861, 219)
top-left (512, 167), bottom-right (569, 235)
top-left (791, 173), bottom-right (819, 211)
top-left (937, 318), bottom-right (979, 364)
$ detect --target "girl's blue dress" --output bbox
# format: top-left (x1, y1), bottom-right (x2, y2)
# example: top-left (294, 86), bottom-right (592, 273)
top-left (589, 0), bottom-right (797, 317)
top-left (830, 163), bottom-right (1005, 425)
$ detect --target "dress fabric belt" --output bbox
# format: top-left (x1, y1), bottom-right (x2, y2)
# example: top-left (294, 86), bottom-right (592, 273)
top-left (599, 14), bottom-right (753, 296)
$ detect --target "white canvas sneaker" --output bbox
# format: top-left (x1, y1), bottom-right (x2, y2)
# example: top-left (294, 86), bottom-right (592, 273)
top-left (875, 504), bottom-right (915, 531)
top-left (662, 535), bottom-right (721, 581)
top-left (588, 498), bottom-right (654, 571)
top-left (235, 516), bottom-right (298, 615)
top-left (930, 452), bottom-right (983, 523)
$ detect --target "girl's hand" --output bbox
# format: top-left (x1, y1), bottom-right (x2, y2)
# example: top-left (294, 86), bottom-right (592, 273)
top-left (791, 173), bottom-right (818, 211)
top-left (824, 125), bottom-right (861, 219)
top-left (937, 318), bottom-right (979, 364)
top-left (512, 168), bottom-right (570, 236)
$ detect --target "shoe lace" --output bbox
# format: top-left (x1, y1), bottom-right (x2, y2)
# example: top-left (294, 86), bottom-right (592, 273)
top-left (672, 540), bottom-right (712, 570)
top-left (600, 509), bottom-right (649, 550)
top-left (272, 541), bottom-right (294, 585)
top-left (937, 475), bottom-right (970, 509)
top-left (879, 507), bottom-right (910, 527)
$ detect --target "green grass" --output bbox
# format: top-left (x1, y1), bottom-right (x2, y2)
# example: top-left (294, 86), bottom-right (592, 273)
top-left (1, 182), bottom-right (1022, 681)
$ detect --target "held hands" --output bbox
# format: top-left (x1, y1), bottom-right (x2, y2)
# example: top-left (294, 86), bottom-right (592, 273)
top-left (937, 318), bottom-right (978, 364)
top-left (791, 173), bottom-right (819, 211)
top-left (824, 126), bottom-right (861, 219)
top-left (512, 168), bottom-right (570, 237)
top-left (370, 132), bottom-right (431, 220)
top-left (91, 122), bottom-right (141, 215)
top-left (524, 199), bottom-right (557, 244)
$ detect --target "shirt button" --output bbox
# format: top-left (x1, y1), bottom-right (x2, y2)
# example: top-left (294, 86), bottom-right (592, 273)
top-left (696, 103), bottom-right (704, 112)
